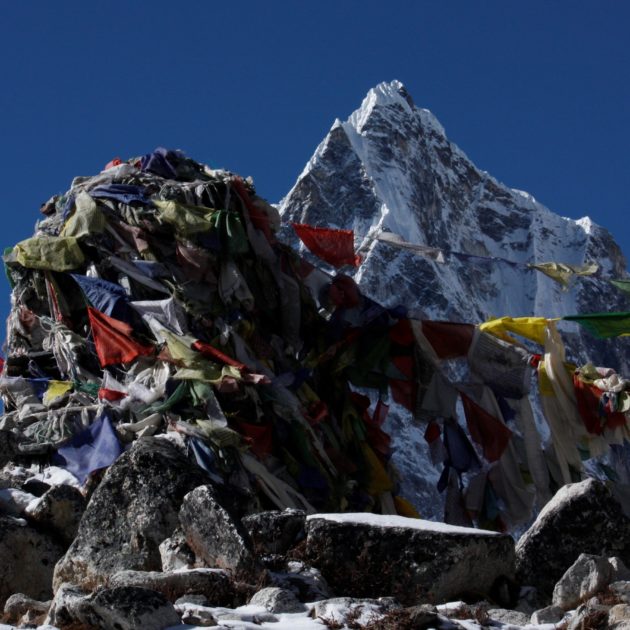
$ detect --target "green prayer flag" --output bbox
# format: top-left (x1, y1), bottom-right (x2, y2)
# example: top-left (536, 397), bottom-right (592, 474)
top-left (610, 279), bottom-right (630, 295)
top-left (564, 312), bottom-right (630, 338)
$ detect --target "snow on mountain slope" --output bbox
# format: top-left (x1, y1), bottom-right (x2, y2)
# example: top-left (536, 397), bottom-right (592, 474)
top-left (278, 80), bottom-right (630, 520)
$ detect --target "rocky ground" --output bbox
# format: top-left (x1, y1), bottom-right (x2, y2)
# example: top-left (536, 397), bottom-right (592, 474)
top-left (1, 434), bottom-right (630, 629)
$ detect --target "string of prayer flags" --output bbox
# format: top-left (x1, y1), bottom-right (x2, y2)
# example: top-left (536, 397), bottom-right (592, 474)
top-left (292, 223), bottom-right (361, 268)
top-left (375, 232), bottom-right (446, 263)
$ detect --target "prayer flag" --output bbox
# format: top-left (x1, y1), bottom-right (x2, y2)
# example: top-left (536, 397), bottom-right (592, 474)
top-left (72, 274), bottom-right (129, 320)
top-left (529, 262), bottom-right (598, 289)
top-left (610, 279), bottom-right (630, 295)
top-left (461, 393), bottom-right (512, 463)
top-left (292, 223), bottom-right (360, 268)
top-left (54, 413), bottom-right (122, 485)
top-left (564, 312), bottom-right (630, 338)
top-left (88, 307), bottom-right (153, 367)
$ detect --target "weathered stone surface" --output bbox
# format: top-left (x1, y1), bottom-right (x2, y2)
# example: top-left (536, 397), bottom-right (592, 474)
top-left (53, 437), bottom-right (206, 591)
top-left (404, 604), bottom-right (440, 629)
top-left (485, 607), bottom-right (529, 626)
top-left (612, 581), bottom-right (630, 604)
top-left (44, 583), bottom-right (89, 628)
top-left (24, 484), bottom-right (86, 545)
top-left (268, 560), bottom-right (333, 602)
top-left (159, 528), bottom-right (195, 572)
top-left (305, 514), bottom-right (515, 605)
top-left (553, 553), bottom-right (614, 610)
top-left (249, 587), bottom-right (305, 613)
top-left (0, 516), bottom-right (65, 607)
top-left (567, 602), bottom-right (611, 630)
top-left (79, 586), bottom-right (181, 630)
top-left (3, 593), bottom-right (50, 624)
top-left (609, 603), bottom-right (630, 629)
top-left (531, 604), bottom-right (565, 624)
top-left (242, 509), bottom-right (306, 555)
top-left (46, 582), bottom-right (181, 630)
top-left (179, 484), bottom-right (257, 575)
top-left (516, 479), bottom-right (630, 598)
top-left (108, 568), bottom-right (233, 606)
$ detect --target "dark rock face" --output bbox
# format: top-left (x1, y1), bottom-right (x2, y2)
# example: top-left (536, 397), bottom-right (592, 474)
top-left (516, 479), bottom-right (630, 599)
top-left (305, 515), bottom-right (515, 605)
top-left (0, 431), bottom-right (18, 469)
top-left (53, 437), bottom-right (207, 591)
top-left (179, 484), bottom-right (258, 575)
top-left (242, 508), bottom-right (306, 555)
top-left (0, 516), bottom-right (65, 606)
top-left (49, 585), bottom-right (181, 630)
top-left (108, 569), bottom-right (233, 606)
top-left (24, 483), bottom-right (86, 545)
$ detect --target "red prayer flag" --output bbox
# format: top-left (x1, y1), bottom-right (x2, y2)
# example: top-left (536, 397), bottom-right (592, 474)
top-left (238, 421), bottom-right (273, 458)
top-left (461, 393), bottom-right (512, 462)
top-left (292, 223), bottom-right (361, 268)
top-left (88, 307), bottom-right (153, 367)
top-left (98, 388), bottom-right (127, 402)
top-left (192, 340), bottom-right (247, 371)
top-left (421, 321), bottom-right (475, 359)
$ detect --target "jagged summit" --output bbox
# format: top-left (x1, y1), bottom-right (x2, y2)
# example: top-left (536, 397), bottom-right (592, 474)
top-left (279, 83), bottom-right (630, 515)
top-left (280, 81), bottom-right (628, 334)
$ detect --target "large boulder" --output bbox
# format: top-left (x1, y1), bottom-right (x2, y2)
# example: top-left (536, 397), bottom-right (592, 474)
top-left (46, 583), bottom-right (180, 630)
top-left (53, 437), bottom-right (207, 591)
top-left (0, 516), bottom-right (65, 606)
top-left (304, 513), bottom-right (515, 605)
top-left (108, 568), bottom-right (233, 606)
top-left (179, 484), bottom-right (258, 575)
top-left (516, 478), bottom-right (630, 598)
top-left (552, 554), bottom-right (617, 610)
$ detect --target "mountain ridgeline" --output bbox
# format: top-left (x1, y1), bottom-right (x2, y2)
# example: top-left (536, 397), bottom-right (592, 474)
top-left (278, 80), bottom-right (630, 371)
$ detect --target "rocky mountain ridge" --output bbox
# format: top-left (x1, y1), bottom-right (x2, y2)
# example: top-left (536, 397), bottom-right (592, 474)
top-left (279, 80), bottom-right (629, 365)
top-left (279, 80), bottom-right (630, 518)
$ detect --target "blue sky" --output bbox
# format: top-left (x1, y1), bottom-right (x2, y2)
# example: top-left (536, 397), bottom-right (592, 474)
top-left (0, 1), bottom-right (628, 328)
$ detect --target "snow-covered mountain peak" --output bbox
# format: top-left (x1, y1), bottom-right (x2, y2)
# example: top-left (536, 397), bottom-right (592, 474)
top-left (280, 81), bottom-right (628, 337)
top-left (279, 82), bottom-right (630, 518)
top-left (349, 80), bottom-right (413, 130)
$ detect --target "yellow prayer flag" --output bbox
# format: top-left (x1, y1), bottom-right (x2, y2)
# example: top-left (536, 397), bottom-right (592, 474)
top-left (43, 380), bottom-right (73, 406)
top-left (479, 316), bottom-right (550, 346)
